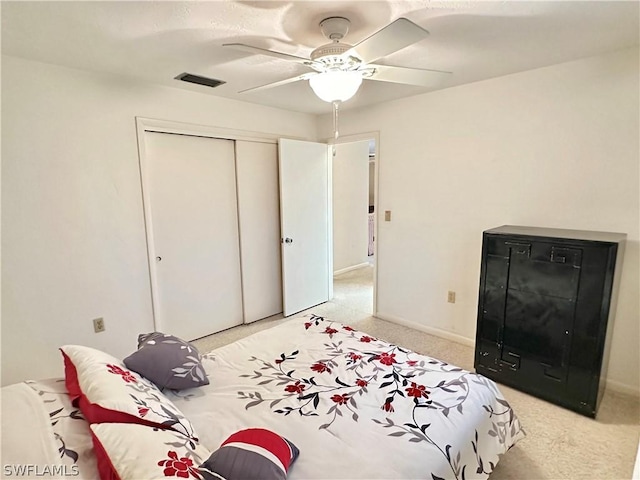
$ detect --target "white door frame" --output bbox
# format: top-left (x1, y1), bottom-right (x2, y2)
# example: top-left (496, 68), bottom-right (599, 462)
top-left (135, 117), bottom-right (287, 331)
top-left (327, 131), bottom-right (380, 316)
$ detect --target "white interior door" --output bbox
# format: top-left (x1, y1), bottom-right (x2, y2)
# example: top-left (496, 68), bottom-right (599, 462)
top-left (278, 138), bottom-right (331, 316)
top-left (143, 131), bottom-right (243, 340)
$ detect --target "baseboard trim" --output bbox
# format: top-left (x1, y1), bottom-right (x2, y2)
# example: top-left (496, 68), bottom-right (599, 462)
top-left (334, 263), bottom-right (370, 277)
top-left (374, 312), bottom-right (475, 347)
top-left (605, 378), bottom-right (640, 397)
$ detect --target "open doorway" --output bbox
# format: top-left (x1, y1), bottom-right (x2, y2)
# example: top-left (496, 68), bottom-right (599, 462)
top-left (331, 135), bottom-right (377, 316)
top-left (367, 140), bottom-right (376, 265)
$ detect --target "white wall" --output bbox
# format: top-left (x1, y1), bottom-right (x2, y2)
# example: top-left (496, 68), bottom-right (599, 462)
top-left (1, 55), bottom-right (317, 386)
top-left (318, 47), bottom-right (640, 393)
top-left (333, 141), bottom-right (370, 273)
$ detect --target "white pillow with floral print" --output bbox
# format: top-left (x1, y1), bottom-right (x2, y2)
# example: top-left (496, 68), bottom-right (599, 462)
top-left (90, 423), bottom-right (211, 480)
top-left (60, 345), bottom-right (198, 440)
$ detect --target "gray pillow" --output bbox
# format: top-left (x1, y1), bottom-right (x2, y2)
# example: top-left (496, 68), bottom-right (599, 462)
top-left (123, 332), bottom-right (209, 390)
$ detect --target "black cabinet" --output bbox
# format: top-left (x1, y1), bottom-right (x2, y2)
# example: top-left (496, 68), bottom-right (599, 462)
top-left (474, 225), bottom-right (625, 417)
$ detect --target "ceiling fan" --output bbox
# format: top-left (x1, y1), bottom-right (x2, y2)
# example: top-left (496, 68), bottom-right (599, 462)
top-left (223, 16), bottom-right (451, 104)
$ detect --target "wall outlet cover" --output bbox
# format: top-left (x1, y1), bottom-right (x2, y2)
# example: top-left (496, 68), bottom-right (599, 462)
top-left (93, 317), bottom-right (105, 333)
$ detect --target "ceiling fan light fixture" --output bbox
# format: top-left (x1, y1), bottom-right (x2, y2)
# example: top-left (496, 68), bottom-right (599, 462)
top-left (309, 70), bottom-right (362, 103)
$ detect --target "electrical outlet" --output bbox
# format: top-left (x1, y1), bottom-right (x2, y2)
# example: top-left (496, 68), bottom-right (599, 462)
top-left (447, 291), bottom-right (456, 304)
top-left (93, 317), bottom-right (105, 333)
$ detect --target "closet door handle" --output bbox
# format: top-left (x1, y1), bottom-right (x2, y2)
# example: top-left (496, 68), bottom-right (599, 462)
top-left (156, 256), bottom-right (162, 262)
top-left (282, 237), bottom-right (294, 244)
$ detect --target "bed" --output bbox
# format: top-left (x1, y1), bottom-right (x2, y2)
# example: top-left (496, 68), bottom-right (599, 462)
top-left (1, 315), bottom-right (524, 479)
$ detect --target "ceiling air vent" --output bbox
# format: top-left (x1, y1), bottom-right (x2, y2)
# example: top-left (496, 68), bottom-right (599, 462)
top-left (175, 73), bottom-right (226, 88)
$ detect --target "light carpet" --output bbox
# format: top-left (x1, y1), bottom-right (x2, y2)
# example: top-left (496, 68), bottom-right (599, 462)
top-left (193, 265), bottom-right (640, 479)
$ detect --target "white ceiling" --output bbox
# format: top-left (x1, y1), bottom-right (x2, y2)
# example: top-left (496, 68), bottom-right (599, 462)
top-left (2, 1), bottom-right (638, 115)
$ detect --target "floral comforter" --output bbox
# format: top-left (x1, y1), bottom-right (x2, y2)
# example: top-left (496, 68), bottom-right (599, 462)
top-left (167, 315), bottom-right (525, 480)
top-left (1, 379), bottom-right (98, 479)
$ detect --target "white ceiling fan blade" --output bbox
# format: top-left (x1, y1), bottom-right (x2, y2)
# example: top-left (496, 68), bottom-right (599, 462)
top-left (344, 18), bottom-right (430, 64)
top-left (367, 64), bottom-right (451, 87)
top-left (223, 43), bottom-right (313, 65)
top-left (239, 72), bottom-right (317, 94)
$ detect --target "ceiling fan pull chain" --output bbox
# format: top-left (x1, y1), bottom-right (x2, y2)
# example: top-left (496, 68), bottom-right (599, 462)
top-left (333, 100), bottom-right (340, 139)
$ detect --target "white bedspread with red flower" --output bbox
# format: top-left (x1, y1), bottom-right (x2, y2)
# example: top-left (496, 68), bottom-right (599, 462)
top-left (167, 315), bottom-right (524, 480)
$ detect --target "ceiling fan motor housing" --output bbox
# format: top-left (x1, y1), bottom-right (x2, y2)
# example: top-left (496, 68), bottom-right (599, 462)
top-left (310, 43), bottom-right (360, 71)
top-left (310, 42), bottom-right (351, 60)
top-left (313, 17), bottom-right (362, 71)
top-left (319, 17), bottom-right (350, 40)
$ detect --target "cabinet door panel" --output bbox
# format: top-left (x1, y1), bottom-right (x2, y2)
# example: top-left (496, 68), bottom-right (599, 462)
top-left (482, 255), bottom-right (508, 320)
top-left (504, 289), bottom-right (573, 368)
top-left (509, 257), bottom-right (580, 300)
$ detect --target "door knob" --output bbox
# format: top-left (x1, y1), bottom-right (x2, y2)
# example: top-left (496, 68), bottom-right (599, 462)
top-left (156, 256), bottom-right (162, 262)
top-left (283, 237), bottom-right (294, 244)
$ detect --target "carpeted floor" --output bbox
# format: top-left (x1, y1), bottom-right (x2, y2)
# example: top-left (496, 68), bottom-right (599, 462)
top-left (193, 265), bottom-right (640, 479)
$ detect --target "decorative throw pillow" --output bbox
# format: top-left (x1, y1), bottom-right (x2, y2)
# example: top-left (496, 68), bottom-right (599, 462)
top-left (90, 423), bottom-right (211, 480)
top-left (199, 428), bottom-right (300, 480)
top-left (123, 332), bottom-right (209, 390)
top-left (60, 345), bottom-right (198, 440)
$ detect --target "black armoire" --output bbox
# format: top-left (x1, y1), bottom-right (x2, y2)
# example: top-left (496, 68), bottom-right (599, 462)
top-left (474, 225), bottom-right (625, 417)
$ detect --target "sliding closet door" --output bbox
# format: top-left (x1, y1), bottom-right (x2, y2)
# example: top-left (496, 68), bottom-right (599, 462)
top-left (235, 141), bottom-right (282, 322)
top-left (143, 132), bottom-right (243, 340)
